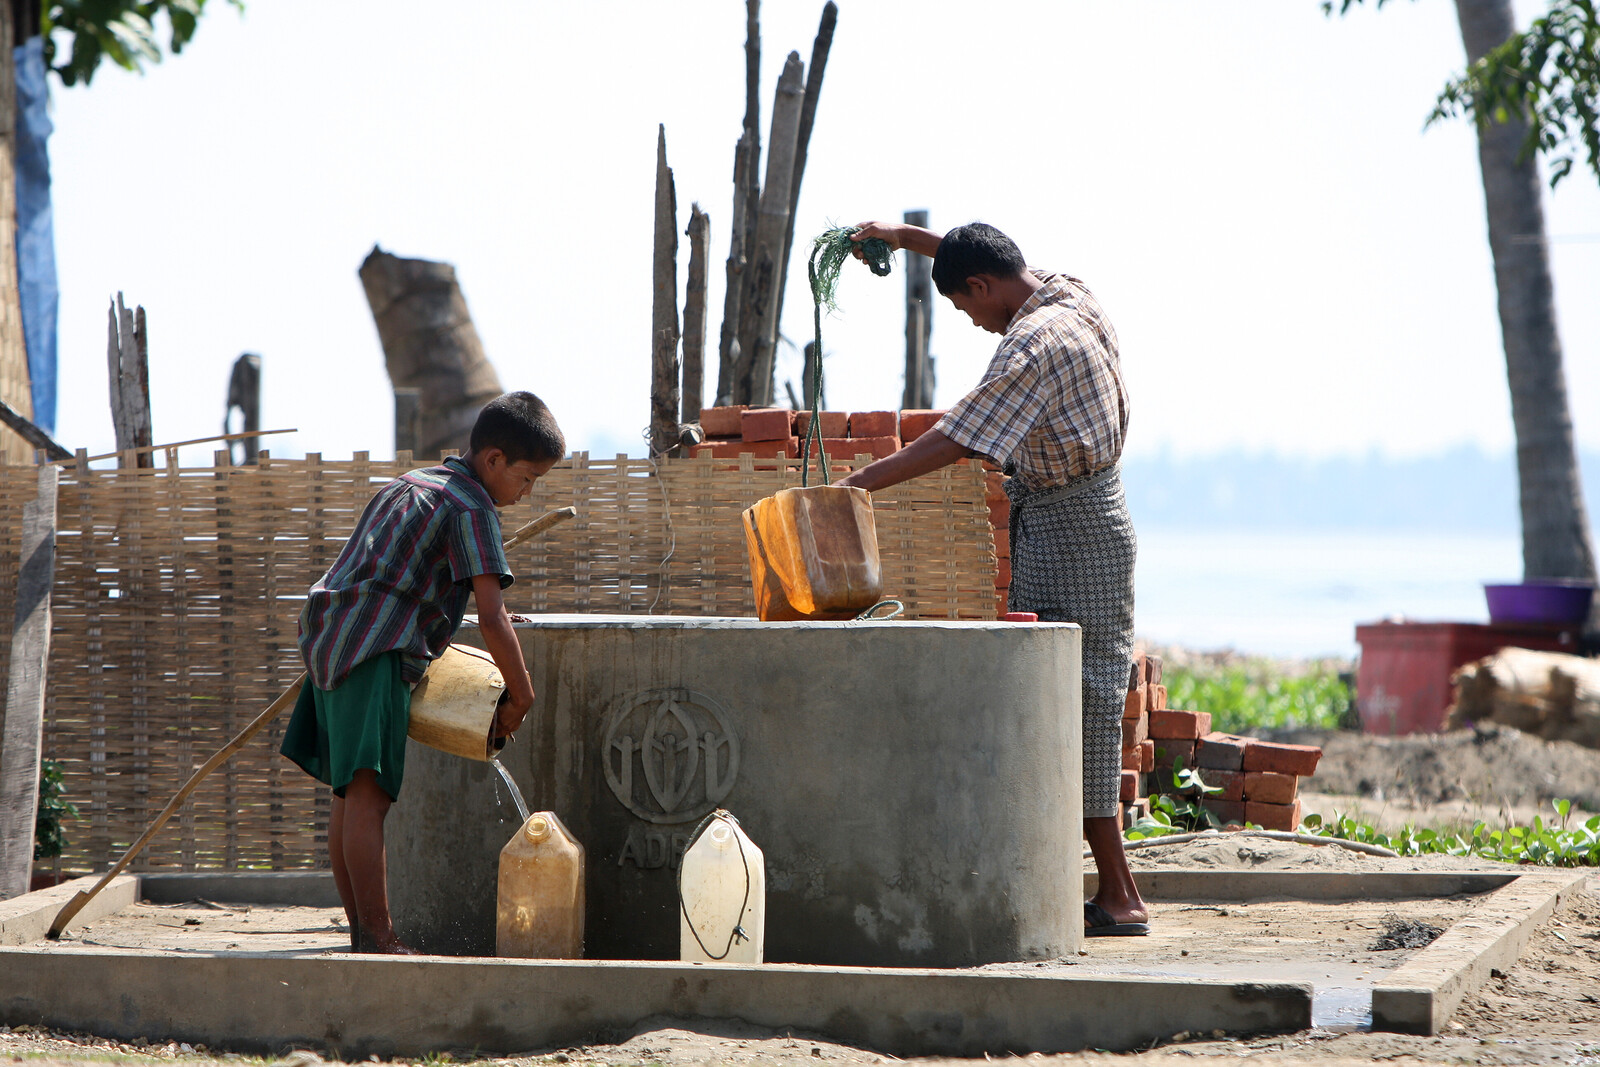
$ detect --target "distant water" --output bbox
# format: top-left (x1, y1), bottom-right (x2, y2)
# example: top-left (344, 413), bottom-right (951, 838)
top-left (1133, 527), bottom-right (1522, 659)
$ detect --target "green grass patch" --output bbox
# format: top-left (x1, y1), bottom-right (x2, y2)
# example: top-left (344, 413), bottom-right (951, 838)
top-left (1163, 660), bottom-right (1352, 732)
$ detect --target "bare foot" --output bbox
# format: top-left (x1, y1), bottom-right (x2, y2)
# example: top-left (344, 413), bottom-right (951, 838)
top-left (359, 929), bottom-right (420, 954)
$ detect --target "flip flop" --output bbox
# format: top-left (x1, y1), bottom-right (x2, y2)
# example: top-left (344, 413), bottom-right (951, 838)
top-left (1085, 901), bottom-right (1150, 937)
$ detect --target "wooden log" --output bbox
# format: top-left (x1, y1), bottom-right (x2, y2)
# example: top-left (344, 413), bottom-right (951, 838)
top-left (682, 204), bottom-right (710, 426)
top-left (902, 208), bottom-right (935, 409)
top-left (650, 125), bottom-right (682, 457)
top-left (0, 464), bottom-right (58, 899)
top-left (716, 134), bottom-right (753, 406)
top-left (394, 386), bottom-right (421, 457)
top-left (107, 294), bottom-right (153, 469)
top-left (358, 246), bottom-right (504, 459)
top-left (223, 353), bottom-right (261, 465)
top-left (1448, 647), bottom-right (1600, 748)
top-left (773, 1), bottom-right (837, 335)
top-left (739, 51), bottom-right (805, 408)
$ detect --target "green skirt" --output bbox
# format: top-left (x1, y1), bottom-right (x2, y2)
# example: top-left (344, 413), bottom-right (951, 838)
top-left (280, 651), bottom-right (412, 800)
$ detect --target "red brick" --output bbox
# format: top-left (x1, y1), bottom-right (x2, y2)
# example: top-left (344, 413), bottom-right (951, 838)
top-left (1123, 684), bottom-right (1147, 720)
top-left (993, 531), bottom-right (1009, 560)
top-left (1120, 798), bottom-right (1150, 830)
top-left (1121, 746), bottom-right (1143, 772)
top-left (987, 497), bottom-right (1009, 531)
top-left (742, 407), bottom-right (794, 441)
top-left (1246, 798), bottom-right (1304, 832)
top-left (1244, 771), bottom-right (1299, 805)
top-left (699, 405), bottom-right (747, 437)
top-left (985, 471), bottom-right (1006, 499)
top-left (1151, 684), bottom-right (1168, 711)
top-left (1121, 714), bottom-right (1148, 750)
top-left (1151, 738), bottom-right (1195, 767)
top-left (1201, 798), bottom-right (1247, 826)
top-left (1195, 732), bottom-right (1249, 771)
top-left (1192, 768), bottom-right (1244, 803)
top-left (995, 557), bottom-right (1011, 589)
top-left (1148, 709), bottom-right (1212, 740)
top-left (692, 437), bottom-right (796, 460)
top-left (1144, 654), bottom-right (1163, 686)
top-left (994, 591), bottom-right (1008, 616)
top-left (794, 410), bottom-right (848, 438)
top-left (1119, 769), bottom-right (1139, 804)
top-left (1131, 650), bottom-right (1147, 688)
top-left (1242, 740), bottom-right (1322, 778)
top-left (1140, 739), bottom-right (1155, 773)
top-left (848, 410), bottom-right (898, 438)
top-left (898, 409), bottom-right (947, 442)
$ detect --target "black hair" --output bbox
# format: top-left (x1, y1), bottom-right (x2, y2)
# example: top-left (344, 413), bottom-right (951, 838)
top-left (470, 391), bottom-right (566, 464)
top-left (930, 223), bottom-right (1028, 296)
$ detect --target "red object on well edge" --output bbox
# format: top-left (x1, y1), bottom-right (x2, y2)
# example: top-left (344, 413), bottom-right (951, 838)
top-left (1354, 621), bottom-right (1579, 735)
top-left (1002, 612), bottom-right (1038, 622)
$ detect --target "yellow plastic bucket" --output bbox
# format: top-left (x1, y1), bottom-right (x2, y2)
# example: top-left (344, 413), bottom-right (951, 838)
top-left (407, 644), bottom-right (507, 761)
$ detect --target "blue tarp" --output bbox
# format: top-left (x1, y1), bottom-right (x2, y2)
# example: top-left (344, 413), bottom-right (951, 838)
top-left (15, 36), bottom-right (57, 435)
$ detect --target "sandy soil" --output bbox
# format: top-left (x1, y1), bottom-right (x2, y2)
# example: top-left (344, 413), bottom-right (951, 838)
top-left (6, 725), bottom-right (1600, 1066)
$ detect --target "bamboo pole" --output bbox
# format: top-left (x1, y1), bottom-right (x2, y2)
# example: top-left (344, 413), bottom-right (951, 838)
top-left (46, 505), bottom-right (579, 939)
top-left (739, 51), bottom-right (805, 407)
top-left (682, 204), bottom-right (710, 425)
top-left (650, 125), bottom-right (682, 457)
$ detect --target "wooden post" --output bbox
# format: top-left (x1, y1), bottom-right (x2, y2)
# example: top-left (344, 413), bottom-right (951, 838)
top-left (223, 353), bottom-right (260, 465)
top-left (107, 293), bottom-right (153, 469)
top-left (394, 387), bottom-right (421, 457)
top-left (902, 208), bottom-right (935, 409)
top-left (773, 1), bottom-right (837, 335)
top-left (0, 463), bottom-right (58, 899)
top-left (650, 125), bottom-right (682, 457)
top-left (715, 134), bottom-right (754, 406)
top-left (358, 247), bottom-right (504, 459)
top-left (682, 204), bottom-right (710, 426)
top-left (739, 51), bottom-right (805, 408)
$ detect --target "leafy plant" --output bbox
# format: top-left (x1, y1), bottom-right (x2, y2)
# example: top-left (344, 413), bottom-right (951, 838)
top-left (1125, 760), bottom-right (1223, 839)
top-left (42, 1), bottom-right (245, 88)
top-left (35, 758), bottom-right (80, 861)
top-left (1164, 661), bottom-right (1351, 733)
top-left (1300, 799), bottom-right (1600, 867)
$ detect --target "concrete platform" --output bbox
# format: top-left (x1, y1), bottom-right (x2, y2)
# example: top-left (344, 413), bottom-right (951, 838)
top-left (0, 866), bottom-right (1583, 1056)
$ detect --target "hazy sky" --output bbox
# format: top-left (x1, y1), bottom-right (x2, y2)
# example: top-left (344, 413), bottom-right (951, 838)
top-left (43, 0), bottom-right (1600, 467)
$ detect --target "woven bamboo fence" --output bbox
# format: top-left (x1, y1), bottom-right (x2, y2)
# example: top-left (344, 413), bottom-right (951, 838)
top-left (3, 447), bottom-right (996, 876)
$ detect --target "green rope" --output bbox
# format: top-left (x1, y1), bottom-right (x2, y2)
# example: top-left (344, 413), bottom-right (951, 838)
top-left (802, 227), bottom-right (893, 487)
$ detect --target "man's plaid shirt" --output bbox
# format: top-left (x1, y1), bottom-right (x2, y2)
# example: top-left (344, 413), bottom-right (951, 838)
top-left (934, 270), bottom-right (1128, 491)
top-left (298, 456), bottom-right (512, 691)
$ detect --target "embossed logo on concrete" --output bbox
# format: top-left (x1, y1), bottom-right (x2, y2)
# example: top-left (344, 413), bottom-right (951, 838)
top-left (602, 688), bottom-right (738, 824)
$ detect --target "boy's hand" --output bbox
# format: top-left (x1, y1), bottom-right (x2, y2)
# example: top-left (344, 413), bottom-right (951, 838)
top-left (493, 681), bottom-right (534, 738)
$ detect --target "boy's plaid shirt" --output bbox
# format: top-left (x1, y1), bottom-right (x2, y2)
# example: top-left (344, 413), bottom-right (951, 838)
top-left (298, 456), bottom-right (512, 690)
top-left (934, 271), bottom-right (1128, 490)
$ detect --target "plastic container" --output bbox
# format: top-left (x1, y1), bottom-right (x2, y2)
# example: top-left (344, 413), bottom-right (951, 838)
top-left (679, 811), bottom-right (765, 964)
top-left (1483, 580), bottom-right (1595, 626)
top-left (743, 486), bottom-right (883, 621)
top-left (408, 643), bottom-right (508, 761)
top-left (496, 811), bottom-right (585, 959)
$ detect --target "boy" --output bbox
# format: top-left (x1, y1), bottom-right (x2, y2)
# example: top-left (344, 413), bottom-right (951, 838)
top-left (840, 221), bottom-right (1149, 937)
top-left (280, 391), bottom-right (566, 954)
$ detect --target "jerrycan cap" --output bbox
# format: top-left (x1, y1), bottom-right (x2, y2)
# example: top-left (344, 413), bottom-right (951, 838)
top-left (523, 814), bottom-right (551, 841)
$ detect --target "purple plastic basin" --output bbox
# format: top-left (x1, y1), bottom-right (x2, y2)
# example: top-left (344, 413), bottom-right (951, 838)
top-left (1483, 580), bottom-right (1595, 626)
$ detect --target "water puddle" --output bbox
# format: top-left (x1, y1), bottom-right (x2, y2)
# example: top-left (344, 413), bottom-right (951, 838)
top-left (1312, 986), bottom-right (1371, 1031)
top-left (490, 759), bottom-right (530, 824)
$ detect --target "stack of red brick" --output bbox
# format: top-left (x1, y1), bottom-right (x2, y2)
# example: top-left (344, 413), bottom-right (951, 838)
top-left (1119, 651), bottom-right (1322, 832)
top-left (693, 406), bottom-right (951, 462)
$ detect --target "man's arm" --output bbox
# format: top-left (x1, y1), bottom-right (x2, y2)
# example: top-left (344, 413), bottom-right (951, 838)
top-left (851, 221), bottom-right (943, 259)
top-left (833, 429), bottom-right (970, 493)
top-left (470, 572), bottom-right (535, 737)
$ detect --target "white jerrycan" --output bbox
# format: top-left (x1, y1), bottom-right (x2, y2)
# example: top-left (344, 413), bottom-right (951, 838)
top-left (496, 811), bottom-right (585, 958)
top-left (678, 810), bottom-right (765, 963)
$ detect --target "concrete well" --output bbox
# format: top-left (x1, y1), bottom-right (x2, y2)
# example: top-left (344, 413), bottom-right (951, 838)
top-left (387, 616), bottom-right (1082, 967)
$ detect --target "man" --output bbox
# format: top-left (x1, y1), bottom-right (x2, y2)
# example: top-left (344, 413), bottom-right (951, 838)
top-left (840, 220), bottom-right (1148, 936)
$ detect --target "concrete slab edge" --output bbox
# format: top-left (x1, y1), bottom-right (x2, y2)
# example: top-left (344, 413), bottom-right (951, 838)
top-left (0, 950), bottom-right (1311, 1058)
top-left (138, 871), bottom-right (339, 907)
top-left (0, 876), bottom-right (140, 946)
top-left (1371, 870), bottom-right (1593, 1036)
top-left (1086, 868), bottom-right (1518, 901)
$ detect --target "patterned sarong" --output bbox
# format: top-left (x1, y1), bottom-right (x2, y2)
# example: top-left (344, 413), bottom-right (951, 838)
top-left (1004, 465), bottom-right (1136, 819)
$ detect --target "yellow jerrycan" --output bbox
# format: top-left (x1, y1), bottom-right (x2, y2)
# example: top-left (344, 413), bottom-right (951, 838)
top-left (678, 810), bottom-right (765, 964)
top-left (496, 810), bottom-right (585, 958)
top-left (407, 644), bottom-right (507, 761)
top-left (742, 485), bottom-right (882, 620)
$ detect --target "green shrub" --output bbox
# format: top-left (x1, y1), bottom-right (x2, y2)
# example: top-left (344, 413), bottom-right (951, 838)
top-left (34, 758), bottom-right (79, 861)
top-left (1164, 660), bottom-right (1351, 732)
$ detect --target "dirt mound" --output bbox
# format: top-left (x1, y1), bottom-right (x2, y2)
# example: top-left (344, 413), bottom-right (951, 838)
top-left (1263, 724), bottom-right (1600, 812)
top-left (1121, 834), bottom-right (1505, 872)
